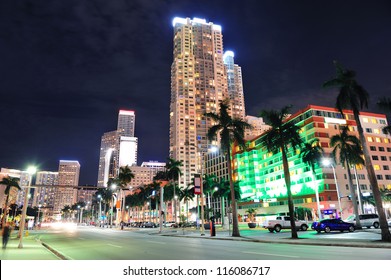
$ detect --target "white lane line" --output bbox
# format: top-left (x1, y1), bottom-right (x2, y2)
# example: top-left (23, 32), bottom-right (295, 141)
top-left (107, 243), bottom-right (123, 248)
top-left (242, 251), bottom-right (299, 258)
top-left (147, 241), bottom-right (166, 244)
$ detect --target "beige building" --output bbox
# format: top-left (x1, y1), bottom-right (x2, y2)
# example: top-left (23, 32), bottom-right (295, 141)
top-left (53, 160), bottom-right (80, 217)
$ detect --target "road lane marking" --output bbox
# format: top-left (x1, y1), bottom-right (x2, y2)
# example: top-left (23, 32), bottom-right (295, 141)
top-left (242, 251), bottom-right (299, 258)
top-left (147, 241), bottom-right (166, 244)
top-left (107, 243), bottom-right (123, 248)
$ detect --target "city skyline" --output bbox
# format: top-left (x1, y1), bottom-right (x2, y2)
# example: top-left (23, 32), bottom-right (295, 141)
top-left (1, 1), bottom-right (390, 185)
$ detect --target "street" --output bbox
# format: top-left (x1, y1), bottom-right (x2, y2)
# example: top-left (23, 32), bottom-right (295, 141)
top-left (32, 226), bottom-right (391, 260)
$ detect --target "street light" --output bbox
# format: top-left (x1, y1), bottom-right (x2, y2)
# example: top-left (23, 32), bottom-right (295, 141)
top-left (18, 166), bottom-right (37, 249)
top-left (322, 158), bottom-right (343, 218)
top-left (111, 184), bottom-right (117, 228)
top-left (97, 194), bottom-right (102, 224)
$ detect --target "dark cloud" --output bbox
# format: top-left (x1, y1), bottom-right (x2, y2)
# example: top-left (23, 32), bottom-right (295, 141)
top-left (1, 0), bottom-right (390, 184)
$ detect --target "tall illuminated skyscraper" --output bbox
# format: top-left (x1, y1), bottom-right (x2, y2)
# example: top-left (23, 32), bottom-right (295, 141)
top-left (170, 17), bottom-right (246, 190)
top-left (97, 110), bottom-right (138, 187)
top-left (223, 51), bottom-right (246, 119)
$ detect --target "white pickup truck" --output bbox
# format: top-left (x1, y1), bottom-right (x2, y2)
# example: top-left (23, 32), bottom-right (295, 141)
top-left (264, 216), bottom-right (308, 233)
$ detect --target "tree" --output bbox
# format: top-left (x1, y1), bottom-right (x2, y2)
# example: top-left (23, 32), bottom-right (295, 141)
top-left (179, 185), bottom-right (195, 222)
top-left (300, 138), bottom-right (324, 220)
top-left (259, 106), bottom-right (303, 239)
top-left (323, 61), bottom-right (391, 241)
top-left (166, 158), bottom-right (183, 223)
top-left (246, 208), bottom-right (257, 222)
top-left (117, 165), bottom-right (135, 221)
top-left (205, 99), bottom-right (251, 237)
top-left (0, 176), bottom-right (21, 227)
top-left (330, 126), bottom-right (364, 229)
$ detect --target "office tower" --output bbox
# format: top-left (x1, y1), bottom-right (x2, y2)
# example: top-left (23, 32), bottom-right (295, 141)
top-left (170, 17), bottom-right (246, 190)
top-left (53, 160), bottom-right (80, 216)
top-left (233, 105), bottom-right (391, 219)
top-left (97, 110), bottom-right (138, 187)
top-left (34, 171), bottom-right (58, 214)
top-left (223, 51), bottom-right (246, 119)
top-left (128, 161), bottom-right (166, 188)
top-left (117, 110), bottom-right (136, 137)
top-left (97, 131), bottom-right (120, 187)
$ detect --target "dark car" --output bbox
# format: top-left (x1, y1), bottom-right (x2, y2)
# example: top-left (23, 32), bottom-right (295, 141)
top-left (142, 222), bottom-right (158, 228)
top-left (311, 218), bottom-right (355, 233)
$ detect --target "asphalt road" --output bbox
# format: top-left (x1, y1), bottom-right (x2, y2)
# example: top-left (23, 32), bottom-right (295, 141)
top-left (36, 227), bottom-right (391, 260)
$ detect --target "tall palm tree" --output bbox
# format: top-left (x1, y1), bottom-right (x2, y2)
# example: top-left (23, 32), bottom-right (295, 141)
top-left (118, 165), bottom-right (135, 221)
top-left (0, 176), bottom-right (21, 227)
top-left (179, 185), bottom-right (195, 222)
top-left (202, 174), bottom-right (219, 209)
top-left (330, 126), bottom-right (365, 229)
top-left (323, 61), bottom-right (391, 241)
top-left (205, 99), bottom-right (251, 237)
top-left (259, 106), bottom-right (303, 239)
top-left (377, 97), bottom-right (391, 135)
top-left (166, 158), bottom-right (183, 223)
top-left (300, 138), bottom-right (324, 220)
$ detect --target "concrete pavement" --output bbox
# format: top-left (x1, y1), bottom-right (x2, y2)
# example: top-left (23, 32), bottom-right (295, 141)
top-left (1, 225), bottom-right (390, 260)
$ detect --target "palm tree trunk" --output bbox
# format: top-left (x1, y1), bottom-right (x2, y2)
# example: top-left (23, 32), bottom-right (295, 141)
top-left (353, 109), bottom-right (391, 241)
top-left (312, 172), bottom-right (322, 220)
top-left (281, 147), bottom-right (298, 239)
top-left (1, 194), bottom-right (10, 227)
top-left (227, 153), bottom-right (240, 237)
top-left (346, 158), bottom-right (362, 229)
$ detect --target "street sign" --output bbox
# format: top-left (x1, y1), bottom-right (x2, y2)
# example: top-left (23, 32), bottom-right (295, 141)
top-left (194, 174), bottom-right (201, 195)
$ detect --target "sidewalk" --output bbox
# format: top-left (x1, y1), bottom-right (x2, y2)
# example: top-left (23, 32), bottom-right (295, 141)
top-left (0, 233), bottom-right (60, 260)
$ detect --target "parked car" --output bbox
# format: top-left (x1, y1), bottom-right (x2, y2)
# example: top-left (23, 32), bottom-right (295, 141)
top-left (345, 214), bottom-right (380, 229)
top-left (163, 221), bottom-right (178, 228)
top-left (142, 222), bottom-right (158, 228)
top-left (312, 218), bottom-right (355, 233)
top-left (264, 216), bottom-right (308, 233)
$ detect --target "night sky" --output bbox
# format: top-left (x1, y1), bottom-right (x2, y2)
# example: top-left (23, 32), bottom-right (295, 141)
top-left (1, 1), bottom-right (390, 185)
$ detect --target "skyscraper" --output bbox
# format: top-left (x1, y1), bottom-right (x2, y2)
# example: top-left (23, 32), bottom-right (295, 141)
top-left (223, 51), bottom-right (246, 120)
top-left (117, 110), bottom-right (136, 137)
top-left (97, 110), bottom-right (138, 187)
top-left (170, 17), bottom-right (246, 189)
top-left (53, 160), bottom-right (80, 216)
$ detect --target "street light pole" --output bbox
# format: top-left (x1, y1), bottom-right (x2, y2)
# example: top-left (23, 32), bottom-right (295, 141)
top-left (200, 151), bottom-right (205, 236)
top-left (18, 166), bottom-right (36, 249)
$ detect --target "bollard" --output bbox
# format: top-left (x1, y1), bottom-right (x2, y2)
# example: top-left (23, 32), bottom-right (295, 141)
top-left (210, 216), bottom-right (216, 236)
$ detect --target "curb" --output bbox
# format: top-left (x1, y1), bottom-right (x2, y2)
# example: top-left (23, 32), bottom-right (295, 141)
top-left (36, 238), bottom-right (69, 260)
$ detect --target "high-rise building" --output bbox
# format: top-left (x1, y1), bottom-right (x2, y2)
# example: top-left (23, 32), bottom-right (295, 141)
top-left (245, 115), bottom-right (270, 139)
top-left (170, 17), bottom-right (245, 191)
top-left (223, 51), bottom-right (245, 120)
top-left (53, 160), bottom-right (80, 216)
top-left (34, 171), bottom-right (58, 214)
top-left (233, 105), bottom-right (391, 220)
top-left (117, 110), bottom-right (136, 137)
top-left (97, 110), bottom-right (138, 187)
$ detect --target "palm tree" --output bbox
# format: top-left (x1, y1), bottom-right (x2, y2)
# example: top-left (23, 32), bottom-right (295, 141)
top-left (179, 185), bottom-right (195, 222)
top-left (259, 106), bottom-right (303, 239)
top-left (166, 158), bottom-right (183, 223)
top-left (202, 174), bottom-right (219, 210)
top-left (377, 97), bottom-right (391, 135)
top-left (323, 61), bottom-right (391, 241)
top-left (213, 178), bottom-right (242, 226)
top-left (246, 208), bottom-right (257, 222)
top-left (205, 99), bottom-right (251, 237)
top-left (0, 176), bottom-right (21, 227)
top-left (61, 205), bottom-right (71, 220)
top-left (118, 165), bottom-right (135, 221)
top-left (330, 126), bottom-right (365, 229)
top-left (300, 138), bottom-right (324, 220)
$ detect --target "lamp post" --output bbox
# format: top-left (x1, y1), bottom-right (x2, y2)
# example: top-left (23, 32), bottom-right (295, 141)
top-left (97, 194), bottom-right (102, 225)
top-left (18, 166), bottom-right (36, 249)
top-left (322, 159), bottom-right (342, 218)
top-left (111, 184), bottom-right (117, 228)
top-left (36, 204), bottom-right (42, 228)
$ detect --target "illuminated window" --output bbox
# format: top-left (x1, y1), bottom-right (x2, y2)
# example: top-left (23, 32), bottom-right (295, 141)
top-left (374, 165), bottom-right (381, 171)
top-left (374, 129), bottom-right (380, 134)
top-left (376, 137), bottom-right (381, 143)
top-left (384, 138), bottom-right (389, 144)
top-left (371, 118), bottom-right (377, 124)
top-left (367, 137), bottom-right (373, 142)
top-left (363, 117), bottom-right (369, 123)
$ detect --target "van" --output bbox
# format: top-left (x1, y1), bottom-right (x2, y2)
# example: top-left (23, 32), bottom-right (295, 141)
top-left (346, 214), bottom-right (380, 228)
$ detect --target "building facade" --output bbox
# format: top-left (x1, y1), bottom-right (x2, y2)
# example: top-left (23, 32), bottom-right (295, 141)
top-left (97, 110), bottom-right (138, 187)
top-left (53, 160), bottom-right (80, 217)
top-left (233, 105), bottom-right (391, 221)
top-left (170, 17), bottom-right (246, 196)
